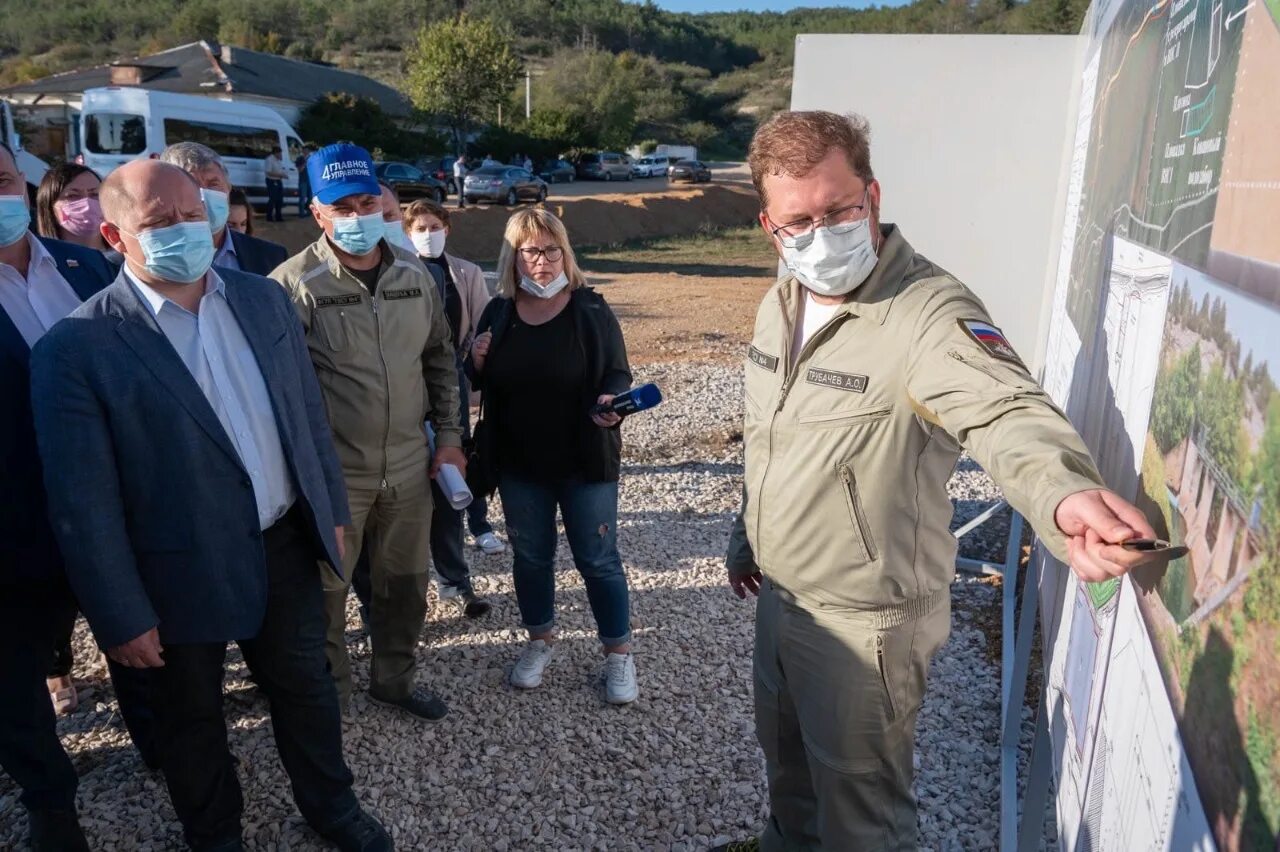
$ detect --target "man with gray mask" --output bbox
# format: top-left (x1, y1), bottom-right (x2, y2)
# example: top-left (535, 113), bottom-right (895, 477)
top-left (716, 111), bottom-right (1165, 851)
top-left (159, 141), bottom-right (288, 276)
top-left (270, 142), bottom-right (464, 722)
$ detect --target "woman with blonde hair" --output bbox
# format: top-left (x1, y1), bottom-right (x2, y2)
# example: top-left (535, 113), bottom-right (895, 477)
top-left (467, 208), bottom-right (638, 704)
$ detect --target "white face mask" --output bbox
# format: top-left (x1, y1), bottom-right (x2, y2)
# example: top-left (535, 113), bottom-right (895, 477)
top-left (520, 272), bottom-right (569, 299)
top-left (781, 217), bottom-right (879, 297)
top-left (411, 229), bottom-right (447, 258)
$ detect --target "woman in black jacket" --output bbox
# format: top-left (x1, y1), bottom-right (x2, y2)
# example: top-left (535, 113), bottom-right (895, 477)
top-left (468, 208), bottom-right (638, 705)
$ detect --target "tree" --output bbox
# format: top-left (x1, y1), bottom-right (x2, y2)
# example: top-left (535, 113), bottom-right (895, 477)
top-left (1256, 396), bottom-right (1280, 533)
top-left (296, 93), bottom-right (441, 161)
top-left (1151, 344), bottom-right (1202, 452)
top-left (1198, 362), bottom-right (1247, 482)
top-left (406, 15), bottom-right (522, 155)
top-left (535, 49), bottom-right (645, 151)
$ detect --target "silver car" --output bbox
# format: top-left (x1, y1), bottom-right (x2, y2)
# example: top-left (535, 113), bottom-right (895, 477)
top-left (463, 166), bottom-right (549, 206)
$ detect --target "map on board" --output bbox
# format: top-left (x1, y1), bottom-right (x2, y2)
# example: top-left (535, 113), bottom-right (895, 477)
top-left (1040, 0), bottom-right (1280, 848)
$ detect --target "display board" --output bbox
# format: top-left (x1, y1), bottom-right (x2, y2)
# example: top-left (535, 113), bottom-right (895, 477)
top-left (1038, 0), bottom-right (1280, 846)
top-left (790, 34), bottom-right (1081, 371)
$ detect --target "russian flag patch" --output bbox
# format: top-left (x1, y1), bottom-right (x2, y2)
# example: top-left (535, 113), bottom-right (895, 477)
top-left (958, 319), bottom-right (1021, 364)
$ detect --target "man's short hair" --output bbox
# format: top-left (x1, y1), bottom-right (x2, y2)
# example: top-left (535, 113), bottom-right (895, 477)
top-left (159, 141), bottom-right (227, 177)
top-left (378, 180), bottom-right (400, 203)
top-left (100, 162), bottom-right (198, 228)
top-left (749, 111), bottom-right (874, 209)
top-left (404, 198), bottom-right (449, 231)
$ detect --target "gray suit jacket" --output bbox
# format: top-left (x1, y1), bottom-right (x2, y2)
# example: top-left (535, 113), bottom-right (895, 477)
top-left (31, 267), bottom-right (350, 646)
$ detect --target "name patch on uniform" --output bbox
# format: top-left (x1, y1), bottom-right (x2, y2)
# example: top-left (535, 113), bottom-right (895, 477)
top-left (383, 288), bottom-right (423, 300)
top-left (958, 319), bottom-right (1021, 364)
top-left (805, 368), bottom-right (868, 393)
top-left (315, 294), bottom-right (363, 308)
top-left (748, 346), bottom-right (779, 372)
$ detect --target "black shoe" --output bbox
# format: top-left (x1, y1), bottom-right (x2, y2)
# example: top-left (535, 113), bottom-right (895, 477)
top-left (28, 808), bottom-right (90, 852)
top-left (459, 591), bottom-right (492, 619)
top-left (367, 686), bottom-right (449, 721)
top-left (318, 808), bottom-right (393, 852)
top-left (710, 841), bottom-right (760, 852)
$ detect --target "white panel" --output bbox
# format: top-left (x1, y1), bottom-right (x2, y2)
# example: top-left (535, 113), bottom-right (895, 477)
top-left (791, 34), bottom-right (1083, 371)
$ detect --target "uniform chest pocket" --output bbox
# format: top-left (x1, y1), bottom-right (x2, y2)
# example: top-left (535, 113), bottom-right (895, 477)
top-left (316, 308), bottom-right (350, 353)
top-left (797, 405), bottom-right (892, 430)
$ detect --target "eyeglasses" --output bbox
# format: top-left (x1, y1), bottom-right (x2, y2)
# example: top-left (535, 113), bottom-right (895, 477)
top-left (518, 245), bottom-right (564, 263)
top-left (767, 190), bottom-right (870, 250)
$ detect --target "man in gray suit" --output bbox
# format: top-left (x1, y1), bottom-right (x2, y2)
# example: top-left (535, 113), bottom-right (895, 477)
top-left (30, 160), bottom-right (391, 852)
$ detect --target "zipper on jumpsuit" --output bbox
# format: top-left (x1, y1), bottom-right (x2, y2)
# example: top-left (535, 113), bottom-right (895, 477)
top-left (370, 291), bottom-right (392, 490)
top-left (753, 289), bottom-right (849, 565)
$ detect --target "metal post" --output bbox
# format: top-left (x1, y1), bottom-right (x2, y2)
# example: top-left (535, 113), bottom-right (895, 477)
top-left (1017, 699), bottom-right (1054, 852)
top-left (526, 71), bottom-right (532, 120)
top-left (498, 103), bottom-right (502, 128)
top-left (1000, 512), bottom-right (1031, 852)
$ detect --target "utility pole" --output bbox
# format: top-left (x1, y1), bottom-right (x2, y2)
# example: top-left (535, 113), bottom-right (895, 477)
top-left (498, 103), bottom-right (502, 128)
top-left (525, 71), bottom-right (531, 120)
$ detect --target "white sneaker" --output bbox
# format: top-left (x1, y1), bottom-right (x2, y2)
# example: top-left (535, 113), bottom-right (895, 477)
top-left (604, 653), bottom-right (639, 705)
top-left (475, 532), bottom-right (506, 555)
top-left (511, 640), bottom-right (555, 689)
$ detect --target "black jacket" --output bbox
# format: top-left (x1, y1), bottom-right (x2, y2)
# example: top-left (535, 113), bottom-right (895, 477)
top-left (468, 287), bottom-right (632, 483)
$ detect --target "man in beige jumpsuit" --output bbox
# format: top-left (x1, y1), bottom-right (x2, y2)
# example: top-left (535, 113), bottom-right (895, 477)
top-left (716, 112), bottom-right (1160, 851)
top-left (271, 143), bottom-right (464, 722)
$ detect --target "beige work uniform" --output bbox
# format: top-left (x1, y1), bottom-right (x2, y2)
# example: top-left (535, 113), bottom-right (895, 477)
top-left (271, 236), bottom-right (462, 705)
top-left (727, 225), bottom-right (1104, 850)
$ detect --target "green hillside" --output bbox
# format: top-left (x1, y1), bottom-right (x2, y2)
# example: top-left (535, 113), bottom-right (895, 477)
top-left (0, 0), bottom-right (1089, 157)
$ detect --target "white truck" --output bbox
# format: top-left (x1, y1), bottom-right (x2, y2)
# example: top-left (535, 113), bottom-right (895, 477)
top-left (653, 144), bottom-right (697, 162)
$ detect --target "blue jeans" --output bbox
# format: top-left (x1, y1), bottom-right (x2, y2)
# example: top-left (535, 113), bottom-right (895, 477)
top-left (498, 475), bottom-right (631, 646)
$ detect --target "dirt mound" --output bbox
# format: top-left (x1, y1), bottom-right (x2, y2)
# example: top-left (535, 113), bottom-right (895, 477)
top-left (253, 184), bottom-right (761, 265)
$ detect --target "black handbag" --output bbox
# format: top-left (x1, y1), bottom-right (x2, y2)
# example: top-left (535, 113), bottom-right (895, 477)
top-left (464, 395), bottom-right (498, 499)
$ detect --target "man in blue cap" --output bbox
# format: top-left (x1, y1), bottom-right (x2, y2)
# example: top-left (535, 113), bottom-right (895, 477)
top-left (270, 143), bottom-right (464, 722)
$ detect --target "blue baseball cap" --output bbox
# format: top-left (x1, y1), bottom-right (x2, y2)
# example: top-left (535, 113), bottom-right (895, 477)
top-left (307, 142), bottom-right (380, 204)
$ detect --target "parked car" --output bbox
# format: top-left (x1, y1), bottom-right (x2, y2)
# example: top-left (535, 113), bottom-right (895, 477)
top-left (539, 159), bottom-right (576, 183)
top-left (667, 159), bottom-right (712, 183)
top-left (374, 161), bottom-right (449, 203)
top-left (463, 166), bottom-right (549, 206)
top-left (419, 156), bottom-right (459, 194)
top-left (632, 155), bottom-right (670, 178)
top-left (576, 152), bottom-right (633, 181)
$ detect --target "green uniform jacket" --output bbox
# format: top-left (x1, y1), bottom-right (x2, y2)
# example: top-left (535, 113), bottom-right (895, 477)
top-left (271, 236), bottom-right (462, 492)
top-left (726, 225), bottom-right (1104, 609)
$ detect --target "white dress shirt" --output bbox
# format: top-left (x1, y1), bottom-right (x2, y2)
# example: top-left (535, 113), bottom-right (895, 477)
top-left (0, 233), bottom-right (86, 348)
top-left (126, 266), bottom-right (295, 529)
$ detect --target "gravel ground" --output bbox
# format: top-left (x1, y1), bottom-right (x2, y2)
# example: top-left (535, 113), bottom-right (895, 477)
top-left (0, 362), bottom-right (1048, 851)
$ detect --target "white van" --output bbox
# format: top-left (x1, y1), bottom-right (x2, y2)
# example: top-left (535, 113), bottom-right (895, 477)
top-left (79, 87), bottom-right (302, 206)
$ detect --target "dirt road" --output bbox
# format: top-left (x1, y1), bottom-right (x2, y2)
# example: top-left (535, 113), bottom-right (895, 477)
top-left (577, 226), bottom-right (777, 366)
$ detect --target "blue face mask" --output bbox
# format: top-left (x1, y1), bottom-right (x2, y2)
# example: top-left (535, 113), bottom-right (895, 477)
top-left (0, 195), bottom-right (32, 248)
top-left (382, 220), bottom-right (415, 253)
top-left (201, 188), bottom-right (230, 233)
top-left (328, 211), bottom-right (384, 256)
top-left (125, 221), bottom-right (216, 284)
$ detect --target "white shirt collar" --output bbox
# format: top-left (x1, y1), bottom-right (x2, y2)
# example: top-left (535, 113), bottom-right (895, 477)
top-left (26, 232), bottom-right (60, 273)
top-left (0, 232), bottom-right (59, 281)
top-left (124, 264), bottom-right (224, 318)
